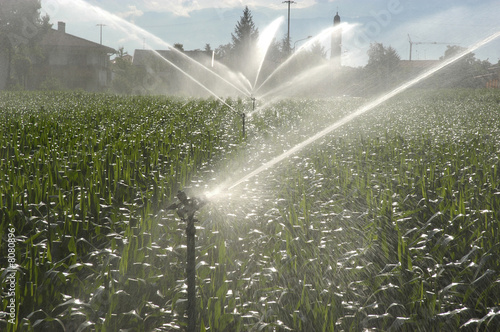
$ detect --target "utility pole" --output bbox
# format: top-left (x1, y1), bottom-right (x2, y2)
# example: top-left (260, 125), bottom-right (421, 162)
top-left (96, 24), bottom-right (106, 45)
top-left (283, 1), bottom-right (296, 55)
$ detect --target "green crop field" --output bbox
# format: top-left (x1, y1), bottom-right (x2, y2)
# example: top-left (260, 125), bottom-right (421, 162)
top-left (1, 90), bottom-right (500, 331)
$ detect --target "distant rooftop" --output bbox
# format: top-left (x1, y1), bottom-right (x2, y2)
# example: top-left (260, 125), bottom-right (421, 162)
top-left (40, 21), bottom-right (115, 53)
top-left (132, 49), bottom-right (211, 67)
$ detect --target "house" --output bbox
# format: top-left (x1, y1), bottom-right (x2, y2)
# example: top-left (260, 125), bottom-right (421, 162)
top-left (29, 21), bottom-right (115, 91)
top-left (133, 49), bottom-right (211, 68)
top-left (485, 65), bottom-right (500, 88)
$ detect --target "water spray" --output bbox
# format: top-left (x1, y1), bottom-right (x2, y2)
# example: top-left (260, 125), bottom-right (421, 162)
top-left (167, 191), bottom-right (207, 332)
top-left (253, 24), bottom-right (351, 96)
top-left (207, 29), bottom-right (500, 196)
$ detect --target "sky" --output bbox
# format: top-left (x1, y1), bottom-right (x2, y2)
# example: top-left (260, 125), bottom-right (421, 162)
top-left (40, 0), bottom-right (500, 67)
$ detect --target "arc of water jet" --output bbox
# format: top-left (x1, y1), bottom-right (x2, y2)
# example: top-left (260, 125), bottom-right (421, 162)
top-left (216, 30), bottom-right (500, 192)
top-left (255, 63), bottom-right (333, 107)
top-left (253, 23), bottom-right (354, 97)
top-left (252, 26), bottom-right (334, 96)
top-left (150, 50), bottom-right (242, 115)
top-left (162, 46), bottom-right (253, 98)
top-left (252, 17), bottom-right (285, 90)
top-left (57, 0), bottom-right (252, 98)
top-left (246, 63), bottom-right (332, 118)
top-left (235, 71), bottom-right (253, 94)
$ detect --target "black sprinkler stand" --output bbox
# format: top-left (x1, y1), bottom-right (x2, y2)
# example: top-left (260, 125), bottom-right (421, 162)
top-left (167, 190), bottom-right (207, 332)
top-left (241, 112), bottom-right (246, 138)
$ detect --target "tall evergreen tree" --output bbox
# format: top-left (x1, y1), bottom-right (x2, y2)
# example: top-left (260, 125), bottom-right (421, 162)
top-left (229, 6), bottom-right (259, 79)
top-left (231, 6), bottom-right (259, 51)
top-left (309, 41), bottom-right (327, 61)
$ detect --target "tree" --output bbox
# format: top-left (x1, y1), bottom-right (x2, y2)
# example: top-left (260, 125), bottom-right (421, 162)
top-left (215, 43), bottom-right (232, 62)
top-left (0, 0), bottom-right (51, 89)
top-left (309, 41), bottom-right (327, 62)
top-left (365, 43), bottom-right (401, 93)
top-left (116, 46), bottom-right (128, 59)
top-left (441, 45), bottom-right (467, 61)
top-left (173, 43), bottom-right (184, 52)
top-left (229, 6), bottom-right (259, 79)
top-left (111, 47), bottom-right (148, 94)
top-left (430, 45), bottom-right (491, 88)
top-left (366, 43), bottom-right (400, 72)
top-left (204, 43), bottom-right (212, 55)
top-left (231, 6), bottom-right (259, 54)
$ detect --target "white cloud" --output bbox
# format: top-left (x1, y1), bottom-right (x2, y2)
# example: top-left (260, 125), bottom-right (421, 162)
top-left (117, 5), bottom-right (144, 22)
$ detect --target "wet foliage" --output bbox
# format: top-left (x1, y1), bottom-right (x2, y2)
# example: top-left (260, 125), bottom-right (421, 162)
top-left (0, 91), bottom-right (244, 331)
top-left (1, 89), bottom-right (500, 331)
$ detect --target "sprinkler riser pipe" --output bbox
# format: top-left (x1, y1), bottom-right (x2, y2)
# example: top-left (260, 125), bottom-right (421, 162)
top-left (241, 112), bottom-right (246, 138)
top-left (167, 191), bottom-right (207, 331)
top-left (186, 216), bottom-right (196, 332)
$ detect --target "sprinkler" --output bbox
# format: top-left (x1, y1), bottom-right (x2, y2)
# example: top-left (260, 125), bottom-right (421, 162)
top-left (238, 95), bottom-right (256, 139)
top-left (167, 191), bottom-right (207, 332)
top-left (241, 111), bottom-right (246, 138)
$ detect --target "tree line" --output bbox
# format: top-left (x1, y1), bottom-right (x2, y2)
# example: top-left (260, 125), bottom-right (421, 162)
top-left (360, 43), bottom-right (497, 95)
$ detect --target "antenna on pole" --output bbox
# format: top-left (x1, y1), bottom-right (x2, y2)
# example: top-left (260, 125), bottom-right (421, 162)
top-left (96, 24), bottom-right (106, 45)
top-left (282, 1), bottom-right (296, 55)
top-left (408, 34), bottom-right (458, 61)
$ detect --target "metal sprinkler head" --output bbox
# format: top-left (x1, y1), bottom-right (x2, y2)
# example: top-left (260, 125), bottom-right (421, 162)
top-left (167, 190), bottom-right (207, 220)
